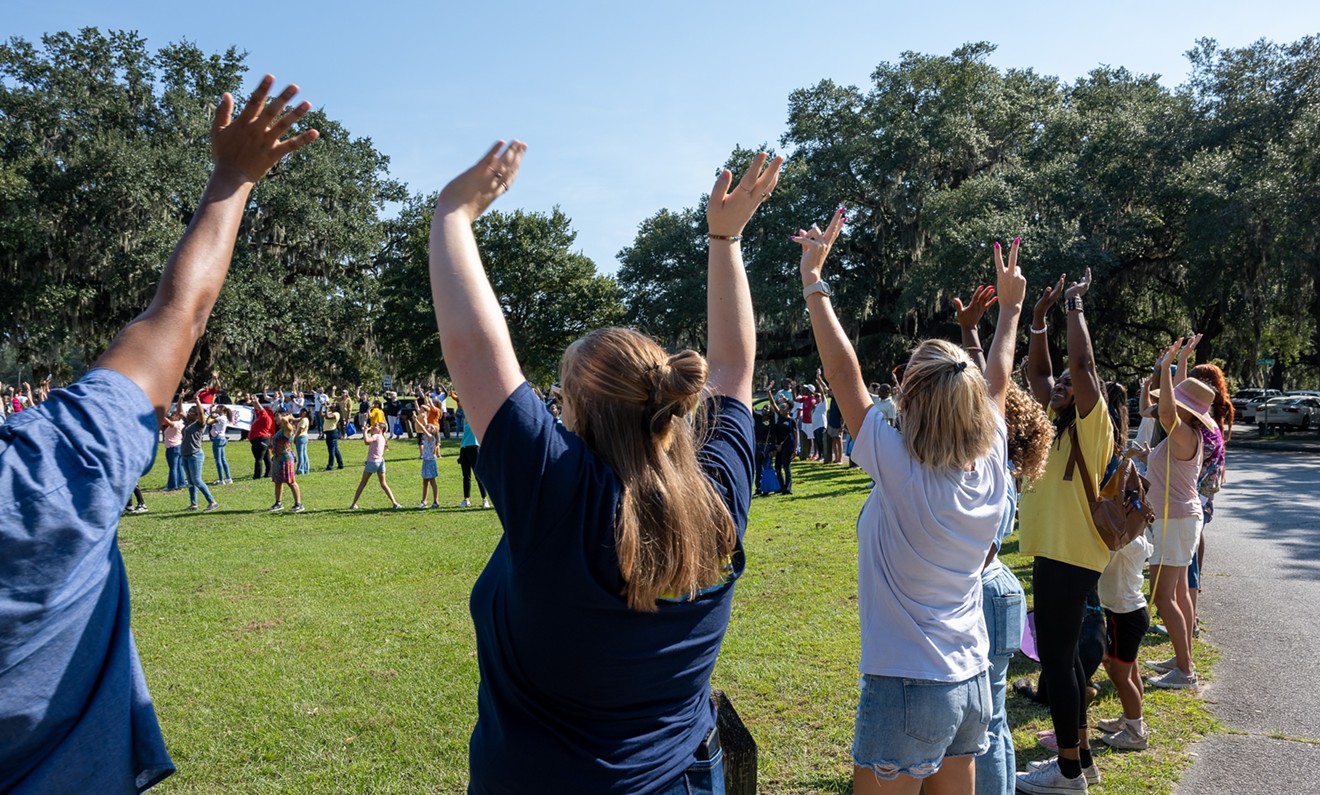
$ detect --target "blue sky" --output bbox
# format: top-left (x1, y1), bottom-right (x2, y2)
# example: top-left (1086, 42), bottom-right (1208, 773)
top-left (9, 1), bottom-right (1320, 272)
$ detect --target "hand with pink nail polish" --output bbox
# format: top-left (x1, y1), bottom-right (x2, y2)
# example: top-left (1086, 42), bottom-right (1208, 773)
top-left (794, 207), bottom-right (845, 285)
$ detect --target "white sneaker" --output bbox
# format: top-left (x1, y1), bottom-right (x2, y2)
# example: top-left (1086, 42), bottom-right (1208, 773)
top-left (460, 499), bottom-right (471, 508)
top-left (1145, 655), bottom-right (1178, 673)
top-left (481, 498), bottom-right (491, 509)
top-left (268, 502), bottom-right (283, 512)
top-left (1101, 723), bottom-right (1149, 750)
top-left (417, 501), bottom-right (428, 509)
top-left (1018, 758), bottom-right (1090, 792)
top-left (1148, 667), bottom-right (1198, 690)
top-left (1026, 758), bottom-right (1100, 786)
top-left (292, 503), bottom-right (305, 513)
top-left (1093, 716), bottom-right (1126, 734)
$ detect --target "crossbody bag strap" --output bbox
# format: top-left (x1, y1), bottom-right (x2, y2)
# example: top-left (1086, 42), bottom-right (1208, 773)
top-left (1067, 424), bottom-right (1099, 505)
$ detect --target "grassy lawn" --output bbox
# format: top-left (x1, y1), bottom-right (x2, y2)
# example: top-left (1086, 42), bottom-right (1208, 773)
top-left (121, 436), bottom-right (1218, 793)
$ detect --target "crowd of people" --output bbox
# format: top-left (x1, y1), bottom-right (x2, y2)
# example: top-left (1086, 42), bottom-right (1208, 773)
top-left (0, 76), bottom-right (1236, 795)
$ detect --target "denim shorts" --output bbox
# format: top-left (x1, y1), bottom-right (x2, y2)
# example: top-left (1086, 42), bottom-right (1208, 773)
top-left (853, 671), bottom-right (991, 779)
top-left (363, 460), bottom-right (387, 474)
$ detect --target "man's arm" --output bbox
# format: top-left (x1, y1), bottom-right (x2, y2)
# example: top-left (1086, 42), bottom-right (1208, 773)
top-left (94, 75), bottom-right (319, 421)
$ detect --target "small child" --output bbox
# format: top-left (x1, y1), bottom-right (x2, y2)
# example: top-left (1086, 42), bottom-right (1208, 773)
top-left (1095, 531), bottom-right (1156, 750)
top-left (270, 412), bottom-right (305, 513)
top-left (350, 422), bottom-right (401, 509)
top-left (414, 418), bottom-right (440, 509)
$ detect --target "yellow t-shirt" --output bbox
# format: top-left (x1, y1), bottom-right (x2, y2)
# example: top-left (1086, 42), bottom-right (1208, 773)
top-left (1017, 396), bottom-right (1116, 573)
top-left (369, 407), bottom-right (385, 427)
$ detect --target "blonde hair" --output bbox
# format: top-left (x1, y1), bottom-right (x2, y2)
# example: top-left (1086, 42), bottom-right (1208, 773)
top-left (1003, 380), bottom-right (1054, 483)
top-left (897, 339), bottom-right (997, 470)
top-left (560, 328), bottom-right (737, 612)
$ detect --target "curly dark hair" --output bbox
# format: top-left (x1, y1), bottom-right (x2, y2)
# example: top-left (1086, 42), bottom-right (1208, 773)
top-left (1190, 363), bottom-right (1234, 440)
top-left (1004, 381), bottom-right (1055, 484)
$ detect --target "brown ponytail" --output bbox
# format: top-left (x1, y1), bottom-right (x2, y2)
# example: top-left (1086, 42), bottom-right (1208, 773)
top-left (561, 328), bottom-right (737, 612)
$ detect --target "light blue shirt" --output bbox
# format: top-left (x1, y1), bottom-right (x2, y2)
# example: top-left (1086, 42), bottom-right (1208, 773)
top-left (0, 368), bottom-right (173, 793)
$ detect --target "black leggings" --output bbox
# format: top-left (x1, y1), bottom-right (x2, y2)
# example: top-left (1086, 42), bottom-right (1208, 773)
top-left (250, 436), bottom-right (272, 479)
top-left (1032, 556), bottom-right (1102, 751)
top-left (774, 443), bottom-right (794, 493)
top-left (459, 445), bottom-right (486, 499)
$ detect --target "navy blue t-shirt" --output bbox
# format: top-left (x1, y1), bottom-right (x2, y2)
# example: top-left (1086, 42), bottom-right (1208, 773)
top-left (470, 383), bottom-right (753, 794)
top-left (0, 369), bottom-right (173, 793)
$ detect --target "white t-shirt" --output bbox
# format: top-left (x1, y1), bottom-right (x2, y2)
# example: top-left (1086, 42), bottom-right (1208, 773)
top-left (851, 405), bottom-right (1009, 681)
top-left (872, 396), bottom-right (898, 424)
top-left (1098, 534), bottom-right (1154, 614)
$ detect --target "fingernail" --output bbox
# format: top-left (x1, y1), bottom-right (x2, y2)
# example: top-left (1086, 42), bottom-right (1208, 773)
top-left (994, 241), bottom-right (1001, 249)
top-left (1013, 237), bottom-right (1020, 245)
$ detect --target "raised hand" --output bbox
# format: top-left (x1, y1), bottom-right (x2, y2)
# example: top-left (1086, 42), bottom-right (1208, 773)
top-left (708, 152), bottom-right (784, 237)
top-left (952, 285), bottom-right (998, 330)
top-left (436, 140), bottom-right (527, 223)
top-left (1157, 339), bottom-right (1184, 370)
top-left (1064, 267), bottom-right (1093, 300)
top-left (993, 238), bottom-right (1027, 312)
top-left (1179, 333), bottom-right (1203, 361)
top-left (792, 207), bottom-right (846, 282)
top-left (1033, 273), bottom-right (1065, 323)
top-left (211, 75), bottom-right (319, 185)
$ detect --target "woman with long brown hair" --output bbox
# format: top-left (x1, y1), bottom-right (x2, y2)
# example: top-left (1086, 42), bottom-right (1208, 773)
top-left (428, 142), bottom-right (777, 793)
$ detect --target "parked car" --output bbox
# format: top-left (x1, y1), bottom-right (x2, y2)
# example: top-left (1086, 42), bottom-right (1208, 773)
top-left (1259, 396), bottom-right (1320, 432)
top-left (1234, 388), bottom-right (1281, 421)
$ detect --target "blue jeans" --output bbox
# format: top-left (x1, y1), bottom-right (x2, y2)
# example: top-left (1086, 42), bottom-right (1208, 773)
top-left (211, 438), bottom-right (231, 482)
top-left (295, 435), bottom-right (310, 474)
top-left (655, 750), bottom-right (725, 795)
top-left (164, 445), bottom-right (184, 490)
top-left (975, 562), bottom-right (1026, 795)
top-left (324, 430), bottom-right (343, 469)
top-left (184, 451), bottom-right (215, 506)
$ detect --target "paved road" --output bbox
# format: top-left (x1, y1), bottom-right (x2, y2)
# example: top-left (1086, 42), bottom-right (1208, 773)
top-left (1177, 449), bottom-right (1320, 794)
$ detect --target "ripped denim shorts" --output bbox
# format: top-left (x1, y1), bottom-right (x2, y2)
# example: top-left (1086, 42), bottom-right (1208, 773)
top-left (851, 670), bottom-right (991, 780)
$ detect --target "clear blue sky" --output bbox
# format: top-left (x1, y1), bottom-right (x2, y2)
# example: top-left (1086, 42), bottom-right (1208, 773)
top-left (9, 1), bottom-right (1320, 272)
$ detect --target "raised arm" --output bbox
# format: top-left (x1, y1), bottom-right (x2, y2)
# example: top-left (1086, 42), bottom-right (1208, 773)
top-left (705, 152), bottom-right (783, 406)
top-left (1063, 268), bottom-right (1102, 417)
top-left (952, 283), bottom-right (998, 372)
top-left (794, 208), bottom-right (872, 436)
top-left (986, 239), bottom-right (1027, 415)
top-left (1026, 274), bottom-right (1064, 409)
top-left (427, 141), bottom-right (529, 441)
top-left (93, 76), bottom-right (318, 421)
top-left (1174, 333), bottom-right (1201, 386)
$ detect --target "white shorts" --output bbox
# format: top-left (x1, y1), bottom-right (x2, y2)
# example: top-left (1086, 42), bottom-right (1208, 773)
top-left (1148, 516), bottom-right (1202, 568)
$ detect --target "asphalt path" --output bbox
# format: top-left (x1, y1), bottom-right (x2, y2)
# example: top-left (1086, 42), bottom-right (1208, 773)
top-left (1177, 448), bottom-right (1320, 794)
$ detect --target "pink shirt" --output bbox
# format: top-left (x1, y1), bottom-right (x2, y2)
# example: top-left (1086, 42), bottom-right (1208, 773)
top-left (366, 434), bottom-right (386, 463)
top-left (1146, 432), bottom-right (1203, 520)
top-left (162, 419), bottom-right (184, 448)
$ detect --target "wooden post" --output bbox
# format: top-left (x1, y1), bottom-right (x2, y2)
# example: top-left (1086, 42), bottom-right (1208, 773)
top-left (711, 689), bottom-right (756, 795)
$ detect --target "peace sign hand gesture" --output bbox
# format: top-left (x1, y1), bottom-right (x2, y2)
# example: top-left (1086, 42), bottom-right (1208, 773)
top-left (708, 152), bottom-right (784, 238)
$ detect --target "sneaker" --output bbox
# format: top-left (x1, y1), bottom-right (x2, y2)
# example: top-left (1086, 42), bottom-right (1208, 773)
top-left (269, 502), bottom-right (284, 512)
top-left (1026, 757), bottom-right (1101, 786)
top-left (430, 502), bottom-right (440, 509)
top-left (1017, 758), bottom-right (1090, 792)
top-left (292, 503), bottom-right (305, 513)
top-left (1151, 623), bottom-right (1168, 636)
top-left (133, 505), bottom-right (149, 514)
top-left (392, 503), bottom-right (403, 510)
top-left (1145, 655), bottom-right (1178, 674)
top-left (417, 501), bottom-right (429, 509)
top-left (186, 504), bottom-right (199, 511)
top-left (460, 499), bottom-right (471, 508)
top-left (204, 502), bottom-right (219, 512)
top-left (481, 498), bottom-right (491, 509)
top-left (1094, 716), bottom-right (1127, 734)
top-left (348, 504), bottom-right (360, 510)
top-left (1101, 723), bottom-right (1149, 750)
top-left (1147, 667), bottom-right (1198, 690)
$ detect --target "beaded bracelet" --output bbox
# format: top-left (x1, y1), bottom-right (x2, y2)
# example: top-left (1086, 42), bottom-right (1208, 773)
top-left (1029, 324), bottom-right (1048, 335)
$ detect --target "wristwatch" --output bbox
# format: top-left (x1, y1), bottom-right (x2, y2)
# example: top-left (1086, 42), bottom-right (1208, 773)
top-left (803, 280), bottom-right (834, 300)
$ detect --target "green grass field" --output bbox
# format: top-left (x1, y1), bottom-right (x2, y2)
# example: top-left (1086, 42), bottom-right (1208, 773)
top-left (120, 435), bottom-right (1217, 793)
